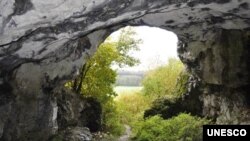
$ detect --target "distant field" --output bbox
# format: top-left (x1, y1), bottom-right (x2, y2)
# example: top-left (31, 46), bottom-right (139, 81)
top-left (114, 86), bottom-right (143, 95)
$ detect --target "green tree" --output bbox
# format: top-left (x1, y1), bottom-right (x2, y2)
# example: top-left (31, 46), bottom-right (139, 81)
top-left (142, 58), bottom-right (184, 99)
top-left (66, 27), bottom-right (141, 102)
top-left (115, 27), bottom-right (140, 67)
top-left (65, 26), bottom-right (141, 135)
top-left (74, 41), bottom-right (119, 102)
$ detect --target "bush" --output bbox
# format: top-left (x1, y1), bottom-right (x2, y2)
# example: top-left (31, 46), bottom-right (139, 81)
top-left (143, 70), bottom-right (192, 119)
top-left (116, 92), bottom-right (150, 127)
top-left (101, 99), bottom-right (124, 136)
top-left (142, 59), bottom-right (184, 99)
top-left (144, 97), bottom-right (182, 119)
top-left (133, 113), bottom-right (210, 141)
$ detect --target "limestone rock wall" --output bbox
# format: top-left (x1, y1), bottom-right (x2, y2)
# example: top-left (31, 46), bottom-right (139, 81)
top-left (179, 29), bottom-right (250, 124)
top-left (0, 0), bottom-right (250, 140)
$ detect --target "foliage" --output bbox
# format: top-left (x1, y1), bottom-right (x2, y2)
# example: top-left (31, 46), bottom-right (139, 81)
top-left (144, 97), bottom-right (182, 119)
top-left (101, 99), bottom-right (124, 136)
top-left (133, 113), bottom-right (210, 141)
top-left (172, 70), bottom-right (190, 97)
top-left (113, 58), bottom-right (192, 139)
top-left (115, 91), bottom-right (150, 127)
top-left (66, 26), bottom-right (141, 103)
top-left (143, 70), bottom-right (191, 119)
top-left (115, 27), bottom-right (141, 67)
top-left (142, 58), bottom-right (184, 99)
top-left (77, 41), bottom-right (119, 102)
top-left (65, 26), bottom-right (141, 135)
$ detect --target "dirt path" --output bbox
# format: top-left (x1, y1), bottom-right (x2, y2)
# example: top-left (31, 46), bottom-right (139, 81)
top-left (118, 125), bottom-right (132, 141)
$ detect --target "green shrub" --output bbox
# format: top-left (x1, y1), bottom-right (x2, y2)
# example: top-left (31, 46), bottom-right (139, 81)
top-left (144, 97), bottom-right (182, 119)
top-left (116, 92), bottom-right (150, 127)
top-left (102, 100), bottom-right (124, 136)
top-left (142, 59), bottom-right (184, 99)
top-left (133, 113), bottom-right (210, 141)
top-left (143, 70), bottom-right (192, 119)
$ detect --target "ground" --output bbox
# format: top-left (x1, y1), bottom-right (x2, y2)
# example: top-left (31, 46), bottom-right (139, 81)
top-left (118, 125), bottom-right (132, 141)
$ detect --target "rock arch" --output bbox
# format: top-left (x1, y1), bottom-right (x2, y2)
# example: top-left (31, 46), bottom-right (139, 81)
top-left (0, 0), bottom-right (250, 140)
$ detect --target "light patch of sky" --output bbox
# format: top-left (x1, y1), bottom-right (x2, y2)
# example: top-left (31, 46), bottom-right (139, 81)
top-left (111, 26), bottom-right (178, 71)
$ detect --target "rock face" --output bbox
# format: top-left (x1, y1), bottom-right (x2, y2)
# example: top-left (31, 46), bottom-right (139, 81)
top-left (0, 86), bottom-right (101, 141)
top-left (56, 88), bottom-right (102, 132)
top-left (0, 0), bottom-right (250, 140)
top-left (179, 29), bottom-right (250, 124)
top-left (49, 127), bottom-right (92, 141)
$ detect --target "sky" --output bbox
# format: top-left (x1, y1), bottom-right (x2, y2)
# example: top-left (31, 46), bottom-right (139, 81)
top-left (110, 26), bottom-right (179, 71)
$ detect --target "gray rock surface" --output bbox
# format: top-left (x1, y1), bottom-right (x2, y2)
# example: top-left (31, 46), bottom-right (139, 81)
top-left (63, 127), bottom-right (92, 141)
top-left (50, 127), bottom-right (92, 141)
top-left (179, 29), bottom-right (250, 124)
top-left (0, 0), bottom-right (250, 140)
top-left (56, 88), bottom-right (102, 132)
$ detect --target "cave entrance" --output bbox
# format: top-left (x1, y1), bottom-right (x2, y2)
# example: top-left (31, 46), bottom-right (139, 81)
top-left (1, 1), bottom-right (250, 141)
top-left (68, 25), bottom-right (181, 99)
top-left (70, 25), bottom-right (197, 140)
